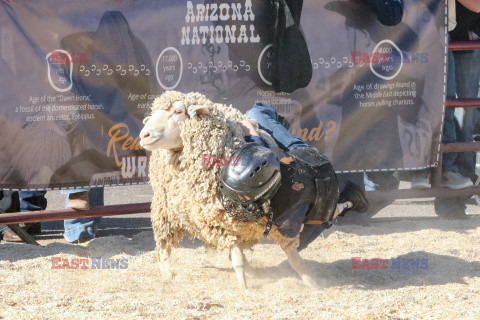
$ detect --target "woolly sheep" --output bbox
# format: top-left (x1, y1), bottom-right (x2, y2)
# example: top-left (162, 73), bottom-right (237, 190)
top-left (140, 91), bottom-right (317, 289)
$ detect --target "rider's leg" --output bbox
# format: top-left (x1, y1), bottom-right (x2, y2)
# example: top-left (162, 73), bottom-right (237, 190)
top-left (246, 102), bottom-right (309, 151)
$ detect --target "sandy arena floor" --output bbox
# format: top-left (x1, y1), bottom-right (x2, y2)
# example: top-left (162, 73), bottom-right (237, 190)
top-left (1, 186), bottom-right (479, 319)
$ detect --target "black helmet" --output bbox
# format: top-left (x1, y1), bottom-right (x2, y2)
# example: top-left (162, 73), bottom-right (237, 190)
top-left (220, 143), bottom-right (281, 202)
top-left (218, 143), bottom-right (282, 221)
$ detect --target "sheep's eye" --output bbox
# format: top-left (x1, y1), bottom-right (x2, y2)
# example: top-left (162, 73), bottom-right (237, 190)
top-left (174, 109), bottom-right (183, 115)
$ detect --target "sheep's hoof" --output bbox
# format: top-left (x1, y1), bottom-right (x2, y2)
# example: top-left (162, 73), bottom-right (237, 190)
top-left (161, 269), bottom-right (176, 281)
top-left (238, 281), bottom-right (247, 291)
top-left (302, 275), bottom-right (319, 290)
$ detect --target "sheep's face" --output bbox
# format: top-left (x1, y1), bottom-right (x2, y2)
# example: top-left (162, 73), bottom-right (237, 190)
top-left (140, 101), bottom-right (187, 150)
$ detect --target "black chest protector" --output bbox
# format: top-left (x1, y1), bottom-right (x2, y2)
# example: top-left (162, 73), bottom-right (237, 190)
top-left (269, 148), bottom-right (339, 224)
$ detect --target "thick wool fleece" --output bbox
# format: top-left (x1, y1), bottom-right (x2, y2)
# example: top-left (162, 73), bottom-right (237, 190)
top-left (148, 91), bottom-right (299, 251)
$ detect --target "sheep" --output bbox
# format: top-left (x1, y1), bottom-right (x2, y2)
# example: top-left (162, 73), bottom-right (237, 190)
top-left (140, 91), bottom-right (318, 290)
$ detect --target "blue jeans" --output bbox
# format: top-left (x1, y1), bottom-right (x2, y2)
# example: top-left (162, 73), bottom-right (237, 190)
top-left (61, 188), bottom-right (103, 242)
top-left (246, 102), bottom-right (309, 151)
top-left (443, 49), bottom-right (480, 177)
top-left (18, 191), bottom-right (47, 212)
top-left (443, 50), bottom-right (459, 172)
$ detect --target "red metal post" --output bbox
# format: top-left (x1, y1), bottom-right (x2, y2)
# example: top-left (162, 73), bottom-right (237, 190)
top-left (442, 142), bottom-right (480, 153)
top-left (446, 98), bottom-right (480, 108)
top-left (448, 40), bottom-right (480, 51)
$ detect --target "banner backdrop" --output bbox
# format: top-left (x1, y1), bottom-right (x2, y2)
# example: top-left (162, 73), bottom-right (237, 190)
top-left (0, 0), bottom-right (446, 190)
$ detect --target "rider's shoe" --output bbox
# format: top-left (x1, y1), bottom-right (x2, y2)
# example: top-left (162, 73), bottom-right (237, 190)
top-left (338, 181), bottom-right (369, 216)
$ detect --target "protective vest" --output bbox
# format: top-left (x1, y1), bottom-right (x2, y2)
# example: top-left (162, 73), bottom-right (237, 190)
top-left (269, 148), bottom-right (338, 225)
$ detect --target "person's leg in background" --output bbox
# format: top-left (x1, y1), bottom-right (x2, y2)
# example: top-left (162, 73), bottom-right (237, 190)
top-left (452, 49), bottom-right (480, 180)
top-left (442, 51), bottom-right (460, 174)
top-left (434, 49), bottom-right (477, 218)
top-left (62, 187), bottom-right (103, 243)
top-left (363, 171), bottom-right (399, 215)
top-left (455, 107), bottom-right (477, 180)
top-left (411, 168), bottom-right (432, 189)
top-left (2, 191), bottom-right (46, 242)
top-left (63, 188), bottom-right (90, 210)
top-left (440, 50), bottom-right (474, 188)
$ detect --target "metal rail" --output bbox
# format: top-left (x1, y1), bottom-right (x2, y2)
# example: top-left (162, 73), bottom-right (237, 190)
top-left (442, 141), bottom-right (480, 153)
top-left (0, 203), bottom-right (151, 225)
top-left (446, 98), bottom-right (480, 108)
top-left (449, 40), bottom-right (480, 51)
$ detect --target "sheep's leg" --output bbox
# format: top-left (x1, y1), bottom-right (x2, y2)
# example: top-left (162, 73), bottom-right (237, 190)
top-left (228, 248), bottom-right (251, 271)
top-left (156, 246), bottom-right (175, 280)
top-left (230, 245), bottom-right (247, 290)
top-left (283, 247), bottom-right (318, 289)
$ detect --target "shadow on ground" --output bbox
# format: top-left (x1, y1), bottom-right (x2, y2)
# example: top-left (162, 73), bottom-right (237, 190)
top-left (332, 214), bottom-right (480, 237)
top-left (0, 230), bottom-right (206, 262)
top-left (226, 251), bottom-right (480, 290)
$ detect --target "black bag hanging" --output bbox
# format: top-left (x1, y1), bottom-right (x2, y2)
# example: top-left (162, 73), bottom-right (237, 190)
top-left (270, 0), bottom-right (312, 93)
top-left (205, 0), bottom-right (312, 93)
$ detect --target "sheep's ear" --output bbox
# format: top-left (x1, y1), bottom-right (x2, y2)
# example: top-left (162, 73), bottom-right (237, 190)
top-left (187, 104), bottom-right (210, 119)
top-left (143, 116), bottom-right (151, 125)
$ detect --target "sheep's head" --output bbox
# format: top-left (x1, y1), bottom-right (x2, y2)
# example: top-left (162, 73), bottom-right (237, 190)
top-left (139, 91), bottom-right (210, 151)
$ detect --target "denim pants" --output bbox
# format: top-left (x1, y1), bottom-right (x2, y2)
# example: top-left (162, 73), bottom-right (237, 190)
top-left (443, 49), bottom-right (480, 177)
top-left (247, 102), bottom-right (326, 250)
top-left (246, 102), bottom-right (309, 150)
top-left (61, 187), bottom-right (104, 242)
top-left (18, 191), bottom-right (47, 212)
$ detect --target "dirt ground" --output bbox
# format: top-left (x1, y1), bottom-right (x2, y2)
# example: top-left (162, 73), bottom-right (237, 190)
top-left (1, 186), bottom-right (480, 319)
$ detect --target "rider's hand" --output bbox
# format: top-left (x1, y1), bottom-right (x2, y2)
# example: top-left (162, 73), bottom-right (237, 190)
top-left (239, 119), bottom-right (260, 137)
